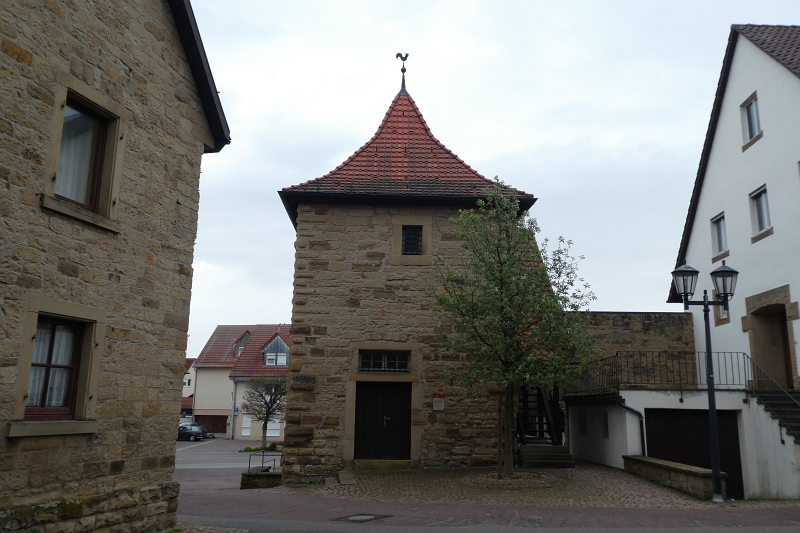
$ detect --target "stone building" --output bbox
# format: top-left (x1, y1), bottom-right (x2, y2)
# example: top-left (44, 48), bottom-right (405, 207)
top-left (1, 0), bottom-right (228, 530)
top-left (277, 74), bottom-right (537, 481)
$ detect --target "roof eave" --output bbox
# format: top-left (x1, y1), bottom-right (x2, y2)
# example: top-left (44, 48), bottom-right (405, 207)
top-left (278, 190), bottom-right (537, 229)
top-left (668, 27), bottom-right (740, 303)
top-left (167, 0), bottom-right (231, 153)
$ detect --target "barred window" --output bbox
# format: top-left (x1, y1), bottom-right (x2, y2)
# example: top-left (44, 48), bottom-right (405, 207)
top-left (401, 225), bottom-right (423, 255)
top-left (358, 350), bottom-right (410, 373)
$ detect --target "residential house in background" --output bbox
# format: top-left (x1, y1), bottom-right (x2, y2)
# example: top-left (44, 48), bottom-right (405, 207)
top-left (193, 324), bottom-right (290, 440)
top-left (181, 358), bottom-right (196, 422)
top-left (0, 0), bottom-right (229, 530)
top-left (568, 25), bottom-right (800, 501)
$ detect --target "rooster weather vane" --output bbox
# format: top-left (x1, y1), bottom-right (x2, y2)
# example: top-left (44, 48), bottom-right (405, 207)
top-left (396, 53), bottom-right (409, 95)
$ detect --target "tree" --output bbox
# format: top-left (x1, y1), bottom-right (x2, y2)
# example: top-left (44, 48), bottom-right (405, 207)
top-left (240, 377), bottom-right (287, 450)
top-left (431, 181), bottom-right (597, 478)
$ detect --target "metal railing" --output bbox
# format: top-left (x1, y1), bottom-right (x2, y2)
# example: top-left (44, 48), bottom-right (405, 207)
top-left (247, 452), bottom-right (277, 473)
top-left (566, 350), bottom-right (800, 440)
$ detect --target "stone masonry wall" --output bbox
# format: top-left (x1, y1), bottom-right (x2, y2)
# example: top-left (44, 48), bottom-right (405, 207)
top-left (588, 312), bottom-right (695, 356)
top-left (283, 203), bottom-right (500, 481)
top-left (1, 0), bottom-right (212, 530)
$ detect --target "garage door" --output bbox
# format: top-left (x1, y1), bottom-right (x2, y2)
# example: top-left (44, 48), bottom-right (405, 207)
top-left (645, 408), bottom-right (744, 500)
top-left (195, 414), bottom-right (227, 434)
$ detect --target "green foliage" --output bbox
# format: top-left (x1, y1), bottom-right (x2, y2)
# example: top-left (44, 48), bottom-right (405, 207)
top-left (240, 446), bottom-right (264, 452)
top-left (431, 180), bottom-right (597, 393)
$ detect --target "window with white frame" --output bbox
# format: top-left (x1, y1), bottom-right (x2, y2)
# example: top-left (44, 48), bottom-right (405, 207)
top-left (241, 414), bottom-right (251, 437)
top-left (711, 214), bottom-right (727, 255)
top-left (266, 420), bottom-right (281, 437)
top-left (741, 93), bottom-right (761, 143)
top-left (262, 336), bottom-right (288, 366)
top-left (234, 332), bottom-right (250, 359)
top-left (750, 186), bottom-right (771, 234)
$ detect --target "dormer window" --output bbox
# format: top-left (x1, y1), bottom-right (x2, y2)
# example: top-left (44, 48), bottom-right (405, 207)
top-left (234, 332), bottom-right (250, 359)
top-left (263, 336), bottom-right (288, 366)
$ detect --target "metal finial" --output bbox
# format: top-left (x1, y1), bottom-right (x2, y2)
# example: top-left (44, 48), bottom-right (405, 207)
top-left (396, 53), bottom-right (409, 96)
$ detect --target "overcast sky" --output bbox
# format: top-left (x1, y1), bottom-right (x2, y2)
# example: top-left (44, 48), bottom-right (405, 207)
top-left (185, 1), bottom-right (800, 358)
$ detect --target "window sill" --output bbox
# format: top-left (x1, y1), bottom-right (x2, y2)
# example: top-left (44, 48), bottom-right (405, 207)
top-left (711, 250), bottom-right (729, 264)
top-left (742, 130), bottom-right (763, 152)
top-left (7, 419), bottom-right (99, 437)
top-left (41, 195), bottom-right (120, 233)
top-left (751, 226), bottom-right (773, 244)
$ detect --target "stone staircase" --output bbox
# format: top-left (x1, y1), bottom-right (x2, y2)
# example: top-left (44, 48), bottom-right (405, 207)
top-left (519, 444), bottom-right (575, 468)
top-left (750, 390), bottom-right (800, 443)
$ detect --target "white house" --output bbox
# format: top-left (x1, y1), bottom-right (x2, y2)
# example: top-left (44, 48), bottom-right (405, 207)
top-left (193, 324), bottom-right (290, 441)
top-left (568, 25), bottom-right (800, 501)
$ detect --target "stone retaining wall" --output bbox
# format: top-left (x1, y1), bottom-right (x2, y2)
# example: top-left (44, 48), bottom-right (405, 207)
top-left (622, 455), bottom-right (726, 500)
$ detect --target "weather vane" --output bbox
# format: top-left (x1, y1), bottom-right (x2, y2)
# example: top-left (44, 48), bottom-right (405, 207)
top-left (396, 53), bottom-right (409, 95)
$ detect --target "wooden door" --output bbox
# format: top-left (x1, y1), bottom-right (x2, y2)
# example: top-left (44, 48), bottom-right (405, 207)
top-left (354, 382), bottom-right (411, 460)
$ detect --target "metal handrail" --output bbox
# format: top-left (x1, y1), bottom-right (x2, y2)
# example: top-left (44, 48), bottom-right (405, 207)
top-left (565, 350), bottom-right (800, 439)
top-left (247, 451), bottom-right (277, 473)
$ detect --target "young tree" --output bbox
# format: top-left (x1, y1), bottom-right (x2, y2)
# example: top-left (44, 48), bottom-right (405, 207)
top-left (240, 377), bottom-right (287, 450)
top-left (432, 181), bottom-right (596, 478)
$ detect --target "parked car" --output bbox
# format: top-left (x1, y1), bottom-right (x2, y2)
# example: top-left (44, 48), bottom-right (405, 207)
top-left (179, 422), bottom-right (208, 438)
top-left (177, 426), bottom-right (204, 441)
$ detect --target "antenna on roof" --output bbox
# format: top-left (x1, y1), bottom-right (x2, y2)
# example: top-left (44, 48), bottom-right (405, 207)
top-left (396, 53), bottom-right (409, 96)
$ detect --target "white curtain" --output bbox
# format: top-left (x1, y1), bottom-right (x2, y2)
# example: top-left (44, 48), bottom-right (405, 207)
top-left (56, 105), bottom-right (100, 205)
top-left (26, 324), bottom-right (52, 406)
top-left (45, 326), bottom-right (75, 407)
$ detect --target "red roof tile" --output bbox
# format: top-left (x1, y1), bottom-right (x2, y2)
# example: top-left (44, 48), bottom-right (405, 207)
top-left (229, 325), bottom-right (292, 379)
top-left (195, 325), bottom-right (258, 368)
top-left (279, 88), bottom-right (535, 225)
top-left (184, 358), bottom-right (196, 373)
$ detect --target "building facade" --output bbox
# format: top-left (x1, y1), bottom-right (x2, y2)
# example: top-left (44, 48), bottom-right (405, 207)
top-left (193, 324), bottom-right (290, 441)
top-left (1, 0), bottom-right (228, 529)
top-left (278, 78), bottom-right (536, 481)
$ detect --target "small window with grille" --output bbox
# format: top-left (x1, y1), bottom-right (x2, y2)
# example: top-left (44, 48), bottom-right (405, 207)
top-left (401, 225), bottom-right (423, 255)
top-left (358, 350), bottom-right (410, 373)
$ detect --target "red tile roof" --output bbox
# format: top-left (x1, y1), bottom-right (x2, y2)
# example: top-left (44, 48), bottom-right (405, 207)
top-left (229, 325), bottom-right (292, 379)
top-left (279, 88), bottom-right (535, 226)
top-left (184, 358), bottom-right (196, 373)
top-left (195, 324), bottom-right (291, 378)
top-left (195, 325), bottom-right (258, 368)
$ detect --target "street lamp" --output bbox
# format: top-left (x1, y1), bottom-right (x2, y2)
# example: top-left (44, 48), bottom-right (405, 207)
top-left (671, 260), bottom-right (738, 503)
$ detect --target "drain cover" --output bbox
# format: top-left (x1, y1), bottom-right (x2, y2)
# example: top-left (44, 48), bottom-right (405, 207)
top-left (333, 514), bottom-right (391, 523)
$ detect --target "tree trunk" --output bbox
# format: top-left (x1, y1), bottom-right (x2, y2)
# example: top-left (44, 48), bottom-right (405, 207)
top-left (262, 423), bottom-right (267, 450)
top-left (502, 384), bottom-right (515, 479)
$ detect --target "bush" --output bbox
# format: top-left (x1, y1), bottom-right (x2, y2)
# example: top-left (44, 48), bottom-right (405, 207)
top-left (240, 446), bottom-right (264, 452)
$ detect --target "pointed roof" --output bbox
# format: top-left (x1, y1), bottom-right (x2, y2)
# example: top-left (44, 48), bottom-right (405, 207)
top-left (195, 324), bottom-right (289, 371)
top-left (669, 24), bottom-right (800, 302)
top-left (229, 326), bottom-right (292, 379)
top-left (279, 88), bottom-right (535, 226)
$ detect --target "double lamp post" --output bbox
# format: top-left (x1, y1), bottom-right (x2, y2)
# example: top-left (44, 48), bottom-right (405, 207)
top-left (671, 259), bottom-right (739, 503)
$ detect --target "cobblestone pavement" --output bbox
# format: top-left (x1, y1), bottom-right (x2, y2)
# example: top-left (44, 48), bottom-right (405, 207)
top-left (281, 462), bottom-right (799, 509)
top-left (175, 462), bottom-right (800, 531)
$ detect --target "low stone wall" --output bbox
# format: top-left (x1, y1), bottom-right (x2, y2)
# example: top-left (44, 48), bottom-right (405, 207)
top-left (622, 455), bottom-right (726, 500)
top-left (240, 468), bottom-right (282, 489)
top-left (0, 482), bottom-right (179, 532)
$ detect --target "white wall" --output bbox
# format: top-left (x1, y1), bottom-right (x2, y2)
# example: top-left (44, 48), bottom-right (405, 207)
top-left (182, 363), bottom-right (196, 398)
top-left (193, 367), bottom-right (234, 411)
top-left (572, 390), bottom-right (800, 499)
top-left (569, 404), bottom-right (642, 469)
top-left (231, 380), bottom-right (285, 442)
top-left (683, 36), bottom-right (800, 369)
